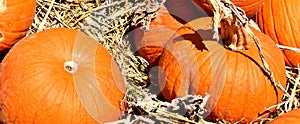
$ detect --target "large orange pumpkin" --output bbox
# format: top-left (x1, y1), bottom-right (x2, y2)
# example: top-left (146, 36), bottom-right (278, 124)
top-left (0, 28), bottom-right (125, 123)
top-left (0, 0), bottom-right (36, 54)
top-left (133, 3), bottom-right (205, 67)
top-left (270, 109), bottom-right (300, 124)
top-left (256, 0), bottom-right (300, 67)
top-left (158, 17), bottom-right (286, 123)
top-left (191, 0), bottom-right (264, 18)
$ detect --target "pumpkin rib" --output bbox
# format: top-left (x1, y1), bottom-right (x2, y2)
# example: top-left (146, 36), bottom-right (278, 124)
top-left (246, 56), bottom-right (263, 121)
top-left (268, 5), bottom-right (280, 43)
top-left (201, 54), bottom-right (213, 91)
top-left (263, 47), bottom-right (276, 105)
top-left (162, 53), bottom-right (179, 101)
top-left (174, 42), bottom-right (194, 99)
top-left (160, 50), bottom-right (174, 99)
top-left (32, 71), bottom-right (58, 95)
top-left (270, 0), bottom-right (293, 66)
top-left (240, 57), bottom-right (252, 121)
top-left (173, 66), bottom-right (183, 99)
top-left (237, 53), bottom-right (251, 121)
top-left (187, 50), bottom-right (199, 95)
top-left (187, 51), bottom-right (198, 87)
top-left (225, 53), bottom-right (241, 119)
top-left (282, 0), bottom-right (297, 46)
top-left (222, 53), bottom-right (236, 116)
top-left (187, 42), bottom-right (204, 95)
top-left (191, 50), bottom-right (211, 94)
top-left (283, 0), bottom-right (298, 48)
top-left (258, 1), bottom-right (278, 43)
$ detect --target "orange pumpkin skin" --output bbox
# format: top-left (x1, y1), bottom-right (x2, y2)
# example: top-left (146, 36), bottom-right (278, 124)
top-left (192, 0), bottom-right (264, 18)
top-left (158, 18), bottom-right (286, 123)
top-left (0, 28), bottom-right (125, 123)
top-left (134, 3), bottom-right (205, 66)
top-left (270, 109), bottom-right (300, 124)
top-left (0, 0), bottom-right (36, 53)
top-left (134, 5), bottom-right (182, 66)
top-left (256, 0), bottom-right (300, 67)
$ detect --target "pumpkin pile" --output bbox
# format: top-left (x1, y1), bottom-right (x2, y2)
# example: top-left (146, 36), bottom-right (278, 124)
top-left (133, 0), bottom-right (292, 123)
top-left (0, 0), bottom-right (299, 123)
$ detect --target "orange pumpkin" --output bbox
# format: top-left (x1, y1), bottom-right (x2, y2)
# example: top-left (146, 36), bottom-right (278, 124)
top-left (256, 0), bottom-right (300, 67)
top-left (158, 17), bottom-right (286, 123)
top-left (191, 0), bottom-right (264, 18)
top-left (0, 28), bottom-right (125, 123)
top-left (0, 0), bottom-right (36, 54)
top-left (133, 3), bottom-right (204, 66)
top-left (270, 109), bottom-right (300, 124)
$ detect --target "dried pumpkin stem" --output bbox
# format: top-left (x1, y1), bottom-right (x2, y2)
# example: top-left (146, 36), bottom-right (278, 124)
top-left (64, 61), bottom-right (78, 73)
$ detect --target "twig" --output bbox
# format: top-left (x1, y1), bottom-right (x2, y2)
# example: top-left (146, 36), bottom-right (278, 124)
top-left (37, 0), bottom-right (55, 31)
top-left (277, 44), bottom-right (300, 53)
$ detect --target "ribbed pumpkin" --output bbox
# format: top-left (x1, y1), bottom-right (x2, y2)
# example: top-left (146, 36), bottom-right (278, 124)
top-left (133, 3), bottom-right (204, 66)
top-left (191, 0), bottom-right (264, 18)
top-left (0, 0), bottom-right (36, 54)
top-left (0, 28), bottom-right (125, 123)
top-left (270, 109), bottom-right (300, 124)
top-left (256, 0), bottom-right (300, 67)
top-left (158, 17), bottom-right (286, 123)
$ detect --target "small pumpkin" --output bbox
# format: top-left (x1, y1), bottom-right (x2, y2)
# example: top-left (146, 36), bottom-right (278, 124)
top-left (0, 28), bottom-right (125, 123)
top-left (270, 109), bottom-right (300, 124)
top-left (191, 0), bottom-right (264, 18)
top-left (133, 3), bottom-right (204, 66)
top-left (256, 0), bottom-right (300, 67)
top-left (0, 0), bottom-right (36, 54)
top-left (158, 17), bottom-right (286, 123)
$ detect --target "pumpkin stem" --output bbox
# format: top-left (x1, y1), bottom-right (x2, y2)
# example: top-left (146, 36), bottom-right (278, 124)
top-left (64, 61), bottom-right (78, 73)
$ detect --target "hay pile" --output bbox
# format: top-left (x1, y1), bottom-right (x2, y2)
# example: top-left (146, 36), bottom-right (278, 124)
top-left (29, 0), bottom-right (300, 123)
